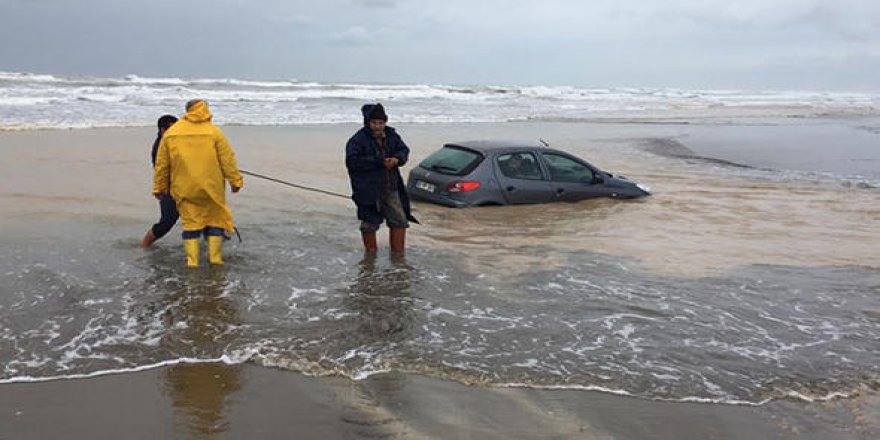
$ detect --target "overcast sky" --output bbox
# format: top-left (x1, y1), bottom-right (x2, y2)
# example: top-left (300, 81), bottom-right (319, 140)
top-left (1, 0), bottom-right (878, 90)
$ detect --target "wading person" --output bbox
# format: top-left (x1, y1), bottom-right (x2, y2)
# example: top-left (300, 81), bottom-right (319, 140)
top-left (153, 99), bottom-right (243, 267)
top-left (141, 114), bottom-right (179, 248)
top-left (345, 103), bottom-right (416, 254)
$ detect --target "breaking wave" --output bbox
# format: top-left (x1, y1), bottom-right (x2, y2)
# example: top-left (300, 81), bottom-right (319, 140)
top-left (2, 70), bottom-right (879, 130)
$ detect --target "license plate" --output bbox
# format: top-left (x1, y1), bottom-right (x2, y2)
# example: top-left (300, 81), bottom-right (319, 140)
top-left (415, 180), bottom-right (435, 192)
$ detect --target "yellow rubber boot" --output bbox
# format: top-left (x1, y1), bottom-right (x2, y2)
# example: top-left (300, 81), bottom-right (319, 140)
top-left (184, 238), bottom-right (200, 267)
top-left (207, 235), bottom-right (224, 265)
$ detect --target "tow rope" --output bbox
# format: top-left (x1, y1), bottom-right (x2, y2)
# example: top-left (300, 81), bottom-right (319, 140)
top-left (236, 169), bottom-right (418, 231)
top-left (239, 169), bottom-right (350, 200)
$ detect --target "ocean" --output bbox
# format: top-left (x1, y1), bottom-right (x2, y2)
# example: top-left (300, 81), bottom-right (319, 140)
top-left (1, 71), bottom-right (879, 409)
top-left (2, 70), bottom-right (879, 129)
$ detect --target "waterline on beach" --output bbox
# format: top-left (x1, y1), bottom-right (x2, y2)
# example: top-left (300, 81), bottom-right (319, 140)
top-left (1, 121), bottom-right (878, 410)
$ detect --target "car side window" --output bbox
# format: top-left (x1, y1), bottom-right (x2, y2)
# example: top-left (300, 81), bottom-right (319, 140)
top-left (541, 153), bottom-right (595, 183)
top-left (497, 153), bottom-right (543, 180)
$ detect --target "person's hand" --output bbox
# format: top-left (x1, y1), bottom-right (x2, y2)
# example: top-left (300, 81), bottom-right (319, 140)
top-left (231, 186), bottom-right (241, 193)
top-left (153, 192), bottom-right (163, 200)
top-left (384, 157), bottom-right (399, 169)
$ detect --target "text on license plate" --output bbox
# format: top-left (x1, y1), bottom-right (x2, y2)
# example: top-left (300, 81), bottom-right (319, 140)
top-left (415, 180), bottom-right (435, 192)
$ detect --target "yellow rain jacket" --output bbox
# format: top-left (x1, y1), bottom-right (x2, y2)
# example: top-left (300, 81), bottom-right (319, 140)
top-left (152, 101), bottom-right (243, 232)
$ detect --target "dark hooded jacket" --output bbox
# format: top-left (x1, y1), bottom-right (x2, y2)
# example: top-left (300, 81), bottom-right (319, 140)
top-left (345, 104), bottom-right (417, 223)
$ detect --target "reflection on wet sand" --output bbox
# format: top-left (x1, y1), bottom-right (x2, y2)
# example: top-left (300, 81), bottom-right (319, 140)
top-left (347, 254), bottom-right (416, 346)
top-left (332, 256), bottom-right (417, 438)
top-left (165, 363), bottom-right (241, 437)
top-left (158, 268), bottom-right (243, 437)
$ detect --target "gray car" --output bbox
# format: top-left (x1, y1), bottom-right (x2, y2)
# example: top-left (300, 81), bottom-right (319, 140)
top-left (406, 140), bottom-right (651, 207)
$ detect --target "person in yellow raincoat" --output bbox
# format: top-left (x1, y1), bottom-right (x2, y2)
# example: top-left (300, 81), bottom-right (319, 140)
top-left (152, 99), bottom-right (243, 267)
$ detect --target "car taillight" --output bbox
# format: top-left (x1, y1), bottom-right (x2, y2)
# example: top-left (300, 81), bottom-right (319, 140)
top-left (447, 180), bottom-right (481, 193)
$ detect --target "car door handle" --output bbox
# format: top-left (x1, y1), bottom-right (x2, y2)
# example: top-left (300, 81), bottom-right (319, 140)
top-left (555, 188), bottom-right (565, 194)
top-left (506, 186), bottom-right (516, 191)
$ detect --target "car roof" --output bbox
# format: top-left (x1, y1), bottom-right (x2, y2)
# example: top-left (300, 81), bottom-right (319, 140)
top-left (444, 140), bottom-right (548, 153)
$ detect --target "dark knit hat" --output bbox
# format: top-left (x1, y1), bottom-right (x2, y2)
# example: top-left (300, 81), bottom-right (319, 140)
top-left (361, 103), bottom-right (388, 126)
top-left (157, 114), bottom-right (178, 130)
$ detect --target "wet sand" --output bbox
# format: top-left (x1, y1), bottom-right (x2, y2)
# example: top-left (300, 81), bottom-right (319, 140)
top-left (1, 123), bottom-right (879, 438)
top-left (1, 363), bottom-right (877, 439)
top-left (3, 121), bottom-right (879, 277)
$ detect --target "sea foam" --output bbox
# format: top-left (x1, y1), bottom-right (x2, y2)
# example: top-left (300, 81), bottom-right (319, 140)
top-left (1, 70), bottom-right (879, 130)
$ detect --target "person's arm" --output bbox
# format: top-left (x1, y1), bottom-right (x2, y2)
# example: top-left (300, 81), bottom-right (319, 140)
top-left (150, 136), bottom-right (160, 167)
top-left (346, 136), bottom-right (384, 172)
top-left (152, 137), bottom-right (171, 198)
top-left (388, 132), bottom-right (409, 167)
top-left (215, 130), bottom-right (243, 192)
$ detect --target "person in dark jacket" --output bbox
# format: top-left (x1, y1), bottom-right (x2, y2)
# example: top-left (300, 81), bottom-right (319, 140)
top-left (345, 103), bottom-right (417, 254)
top-left (141, 114), bottom-right (179, 248)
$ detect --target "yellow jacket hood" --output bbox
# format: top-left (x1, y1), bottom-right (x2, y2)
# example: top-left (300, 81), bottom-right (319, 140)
top-left (184, 100), bottom-right (213, 123)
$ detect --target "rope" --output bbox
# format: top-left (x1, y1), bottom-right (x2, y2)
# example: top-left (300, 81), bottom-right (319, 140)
top-left (240, 169), bottom-right (350, 200)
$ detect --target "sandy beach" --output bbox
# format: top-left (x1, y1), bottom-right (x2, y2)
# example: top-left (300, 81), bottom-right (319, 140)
top-left (1, 122), bottom-right (879, 439)
top-left (1, 363), bottom-right (878, 440)
top-left (3, 0), bottom-right (880, 434)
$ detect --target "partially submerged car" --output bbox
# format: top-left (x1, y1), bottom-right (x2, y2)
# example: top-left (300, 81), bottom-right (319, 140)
top-left (406, 140), bottom-right (651, 207)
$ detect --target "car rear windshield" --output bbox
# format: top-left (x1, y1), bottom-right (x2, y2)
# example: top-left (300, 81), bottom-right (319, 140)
top-left (418, 146), bottom-right (482, 175)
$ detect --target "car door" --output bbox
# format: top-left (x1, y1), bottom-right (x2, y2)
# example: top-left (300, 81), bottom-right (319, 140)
top-left (540, 152), bottom-right (610, 202)
top-left (494, 152), bottom-right (555, 204)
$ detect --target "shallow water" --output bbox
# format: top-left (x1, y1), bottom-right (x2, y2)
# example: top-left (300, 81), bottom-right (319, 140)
top-left (1, 120), bottom-right (879, 405)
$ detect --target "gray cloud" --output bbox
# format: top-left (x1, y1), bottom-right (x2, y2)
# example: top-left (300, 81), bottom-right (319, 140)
top-left (327, 25), bottom-right (400, 45)
top-left (0, 0), bottom-right (877, 89)
top-left (352, 0), bottom-right (398, 7)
